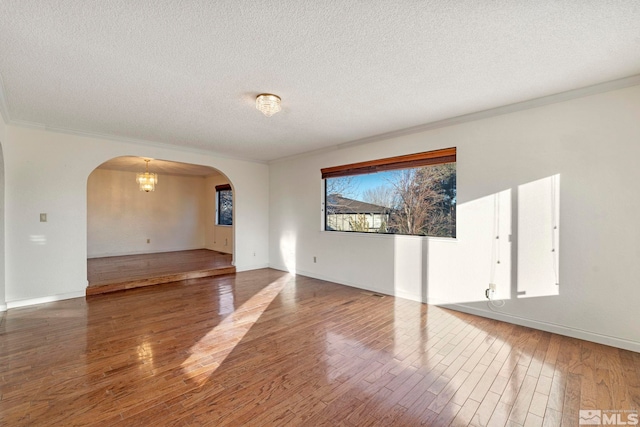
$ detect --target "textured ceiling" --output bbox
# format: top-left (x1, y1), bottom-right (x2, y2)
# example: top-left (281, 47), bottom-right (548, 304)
top-left (1, 1), bottom-right (639, 162)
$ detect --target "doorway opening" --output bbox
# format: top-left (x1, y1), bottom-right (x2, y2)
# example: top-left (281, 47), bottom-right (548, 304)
top-left (86, 156), bottom-right (235, 295)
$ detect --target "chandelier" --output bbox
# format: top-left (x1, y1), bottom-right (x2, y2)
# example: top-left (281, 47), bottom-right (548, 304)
top-left (136, 159), bottom-right (158, 192)
top-left (256, 93), bottom-right (281, 117)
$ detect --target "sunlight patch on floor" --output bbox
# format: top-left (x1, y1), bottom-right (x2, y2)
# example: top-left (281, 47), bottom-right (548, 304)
top-left (180, 275), bottom-right (290, 385)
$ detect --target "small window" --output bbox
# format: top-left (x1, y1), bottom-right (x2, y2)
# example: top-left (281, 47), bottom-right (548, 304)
top-left (322, 148), bottom-right (456, 237)
top-left (216, 184), bottom-right (233, 226)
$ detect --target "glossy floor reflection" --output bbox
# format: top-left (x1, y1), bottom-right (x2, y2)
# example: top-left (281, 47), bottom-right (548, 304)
top-left (1, 269), bottom-right (638, 426)
top-left (87, 249), bottom-right (234, 295)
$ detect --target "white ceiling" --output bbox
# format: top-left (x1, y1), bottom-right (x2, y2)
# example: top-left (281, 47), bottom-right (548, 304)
top-left (1, 1), bottom-right (639, 162)
top-left (97, 156), bottom-right (221, 177)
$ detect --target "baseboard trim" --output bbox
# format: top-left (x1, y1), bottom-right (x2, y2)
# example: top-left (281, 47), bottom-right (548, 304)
top-left (236, 263), bottom-right (270, 273)
top-left (268, 264), bottom-right (408, 299)
top-left (433, 301), bottom-right (640, 353)
top-left (269, 264), bottom-right (640, 353)
top-left (88, 246), bottom-right (211, 259)
top-left (7, 291), bottom-right (86, 309)
top-left (0, 303), bottom-right (7, 312)
top-left (269, 265), bottom-right (427, 303)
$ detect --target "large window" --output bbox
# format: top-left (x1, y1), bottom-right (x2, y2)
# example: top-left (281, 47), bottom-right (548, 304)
top-left (216, 184), bottom-right (233, 226)
top-left (322, 147), bottom-right (456, 237)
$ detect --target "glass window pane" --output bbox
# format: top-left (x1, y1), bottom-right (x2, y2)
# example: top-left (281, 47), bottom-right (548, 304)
top-left (325, 163), bottom-right (455, 237)
top-left (217, 189), bottom-right (233, 226)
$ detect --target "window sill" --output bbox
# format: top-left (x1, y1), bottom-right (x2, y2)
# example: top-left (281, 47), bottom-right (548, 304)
top-left (320, 230), bottom-right (457, 242)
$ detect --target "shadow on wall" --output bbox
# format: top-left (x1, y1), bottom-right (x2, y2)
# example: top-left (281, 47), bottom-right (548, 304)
top-left (275, 172), bottom-right (561, 308)
top-left (423, 174), bottom-right (561, 305)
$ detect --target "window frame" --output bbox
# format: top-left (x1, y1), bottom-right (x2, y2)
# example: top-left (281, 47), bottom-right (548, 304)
top-left (322, 147), bottom-right (456, 237)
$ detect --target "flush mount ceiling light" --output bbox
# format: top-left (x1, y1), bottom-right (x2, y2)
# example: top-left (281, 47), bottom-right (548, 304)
top-left (136, 159), bottom-right (158, 192)
top-left (256, 93), bottom-right (281, 117)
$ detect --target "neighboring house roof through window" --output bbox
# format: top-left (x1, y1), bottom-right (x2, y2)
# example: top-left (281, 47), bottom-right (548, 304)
top-left (326, 194), bottom-right (390, 214)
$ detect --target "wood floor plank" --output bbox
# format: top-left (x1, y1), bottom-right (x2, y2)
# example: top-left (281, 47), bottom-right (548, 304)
top-left (395, 388), bottom-right (438, 424)
top-left (561, 372), bottom-right (582, 426)
top-left (541, 407), bottom-right (562, 427)
top-left (469, 359), bottom-right (504, 403)
top-left (549, 370), bottom-right (568, 409)
top-left (470, 391), bottom-right (502, 427)
top-left (428, 369), bottom-right (470, 413)
top-left (451, 397), bottom-right (482, 427)
top-left (486, 400), bottom-right (512, 427)
top-left (1, 267), bottom-right (637, 426)
top-left (87, 249), bottom-right (234, 295)
top-left (452, 361), bottom-right (491, 406)
top-left (529, 391), bottom-right (549, 418)
top-left (508, 375), bottom-right (538, 424)
top-left (524, 412), bottom-right (543, 427)
top-left (500, 364), bottom-right (530, 406)
top-left (579, 341), bottom-right (598, 412)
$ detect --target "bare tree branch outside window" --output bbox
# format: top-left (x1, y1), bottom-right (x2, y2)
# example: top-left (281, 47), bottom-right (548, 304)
top-left (217, 189), bottom-right (233, 225)
top-left (325, 163), bottom-right (455, 237)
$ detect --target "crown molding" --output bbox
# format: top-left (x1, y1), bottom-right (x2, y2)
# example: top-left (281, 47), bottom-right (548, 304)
top-left (334, 74), bottom-right (640, 152)
top-left (3, 70), bottom-right (639, 165)
top-left (268, 142), bottom-right (340, 165)
top-left (6, 119), bottom-right (268, 165)
top-left (0, 68), bottom-right (266, 164)
top-left (269, 74), bottom-right (640, 165)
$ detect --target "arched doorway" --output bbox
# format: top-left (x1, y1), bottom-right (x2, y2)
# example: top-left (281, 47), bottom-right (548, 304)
top-left (86, 156), bottom-right (235, 295)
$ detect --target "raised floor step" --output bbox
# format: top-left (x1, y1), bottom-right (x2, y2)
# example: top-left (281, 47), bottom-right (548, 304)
top-left (87, 249), bottom-right (235, 296)
top-left (86, 266), bottom-right (236, 296)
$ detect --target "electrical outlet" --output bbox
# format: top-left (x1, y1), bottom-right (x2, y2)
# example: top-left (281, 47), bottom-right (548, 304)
top-left (147, 239), bottom-right (150, 244)
top-left (488, 283), bottom-right (496, 299)
top-left (40, 213), bottom-right (47, 222)
top-left (313, 256), bottom-right (317, 263)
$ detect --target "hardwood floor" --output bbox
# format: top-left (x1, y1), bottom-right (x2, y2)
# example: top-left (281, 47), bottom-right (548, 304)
top-left (87, 249), bottom-right (234, 296)
top-left (1, 269), bottom-right (639, 426)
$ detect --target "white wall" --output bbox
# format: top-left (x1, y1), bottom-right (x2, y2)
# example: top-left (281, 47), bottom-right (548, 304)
top-left (3, 126), bottom-right (269, 307)
top-left (205, 174), bottom-right (234, 254)
top-left (269, 84), bottom-right (640, 352)
top-left (0, 112), bottom-right (6, 311)
top-left (87, 169), bottom-right (207, 258)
